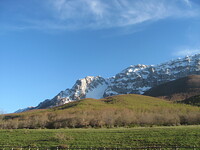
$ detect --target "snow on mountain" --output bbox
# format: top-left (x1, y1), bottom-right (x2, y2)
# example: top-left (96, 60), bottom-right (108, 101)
top-left (15, 107), bottom-right (35, 113)
top-left (104, 54), bottom-right (200, 96)
top-left (34, 76), bottom-right (109, 109)
top-left (85, 82), bottom-right (108, 99)
top-left (16, 54), bottom-right (200, 112)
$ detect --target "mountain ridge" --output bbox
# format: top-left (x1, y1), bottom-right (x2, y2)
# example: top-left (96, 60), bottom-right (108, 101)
top-left (16, 53), bottom-right (200, 112)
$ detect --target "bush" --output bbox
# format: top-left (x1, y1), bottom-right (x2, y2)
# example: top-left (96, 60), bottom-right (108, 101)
top-left (54, 133), bottom-right (73, 142)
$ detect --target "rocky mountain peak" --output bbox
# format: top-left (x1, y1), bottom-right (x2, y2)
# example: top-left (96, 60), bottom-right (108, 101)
top-left (121, 64), bottom-right (148, 74)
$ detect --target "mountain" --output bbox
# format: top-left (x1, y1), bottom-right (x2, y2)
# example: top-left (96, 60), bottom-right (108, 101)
top-left (4, 94), bottom-right (200, 129)
top-left (144, 75), bottom-right (200, 101)
top-left (14, 107), bottom-right (35, 113)
top-left (35, 76), bottom-right (109, 109)
top-left (16, 54), bottom-right (200, 112)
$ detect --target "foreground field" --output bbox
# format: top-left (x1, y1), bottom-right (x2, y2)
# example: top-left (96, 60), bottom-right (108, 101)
top-left (0, 126), bottom-right (199, 149)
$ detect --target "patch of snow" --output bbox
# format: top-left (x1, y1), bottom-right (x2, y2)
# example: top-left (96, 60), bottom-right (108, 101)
top-left (86, 82), bottom-right (108, 99)
top-left (15, 107), bottom-right (35, 113)
top-left (138, 86), bottom-right (151, 94)
top-left (105, 90), bottom-right (119, 96)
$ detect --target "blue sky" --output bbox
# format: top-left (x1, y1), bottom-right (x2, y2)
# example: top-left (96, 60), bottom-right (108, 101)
top-left (1, 0), bottom-right (200, 113)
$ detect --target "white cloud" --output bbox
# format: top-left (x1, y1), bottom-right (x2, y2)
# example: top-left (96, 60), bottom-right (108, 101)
top-left (45, 0), bottom-right (199, 29)
top-left (1, 0), bottom-right (200, 31)
top-left (183, 0), bottom-right (192, 7)
top-left (173, 49), bottom-right (200, 56)
top-left (85, 0), bottom-right (107, 18)
top-left (48, 0), bottom-right (107, 20)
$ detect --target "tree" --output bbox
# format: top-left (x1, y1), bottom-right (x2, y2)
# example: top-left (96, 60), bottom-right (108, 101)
top-left (0, 110), bottom-right (4, 115)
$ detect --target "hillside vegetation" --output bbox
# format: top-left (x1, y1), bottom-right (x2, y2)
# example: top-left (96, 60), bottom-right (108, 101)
top-left (0, 94), bottom-right (200, 129)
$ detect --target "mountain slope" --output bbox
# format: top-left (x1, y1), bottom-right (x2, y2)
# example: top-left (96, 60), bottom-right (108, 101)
top-left (180, 95), bottom-right (200, 106)
top-left (144, 75), bottom-right (200, 101)
top-left (3, 94), bottom-right (200, 129)
top-left (16, 54), bottom-right (200, 112)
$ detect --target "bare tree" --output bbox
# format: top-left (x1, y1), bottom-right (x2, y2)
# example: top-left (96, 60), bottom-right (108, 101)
top-left (0, 111), bottom-right (3, 114)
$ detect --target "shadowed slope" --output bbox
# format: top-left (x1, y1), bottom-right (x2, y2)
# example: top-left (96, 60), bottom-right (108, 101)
top-left (144, 75), bottom-right (200, 101)
top-left (180, 95), bottom-right (200, 107)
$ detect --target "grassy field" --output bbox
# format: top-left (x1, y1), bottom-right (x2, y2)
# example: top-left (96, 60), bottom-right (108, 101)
top-left (0, 126), bottom-right (199, 149)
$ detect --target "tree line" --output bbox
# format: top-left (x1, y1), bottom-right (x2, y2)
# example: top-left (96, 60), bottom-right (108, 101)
top-left (0, 107), bottom-right (199, 129)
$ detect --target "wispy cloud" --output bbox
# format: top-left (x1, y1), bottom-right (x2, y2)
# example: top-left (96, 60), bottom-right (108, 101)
top-left (173, 49), bottom-right (200, 56)
top-left (1, 0), bottom-right (200, 31)
top-left (183, 0), bottom-right (192, 7)
top-left (46, 0), bottom-right (199, 29)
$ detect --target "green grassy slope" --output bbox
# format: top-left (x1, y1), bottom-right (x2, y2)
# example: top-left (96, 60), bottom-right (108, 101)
top-left (0, 126), bottom-right (199, 148)
top-left (1, 94), bottom-right (200, 129)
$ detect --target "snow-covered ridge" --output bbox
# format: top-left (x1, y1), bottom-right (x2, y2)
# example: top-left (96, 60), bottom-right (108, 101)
top-left (35, 76), bottom-right (109, 110)
top-left (104, 54), bottom-right (200, 96)
top-left (15, 54), bottom-right (200, 113)
top-left (15, 107), bottom-right (35, 113)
